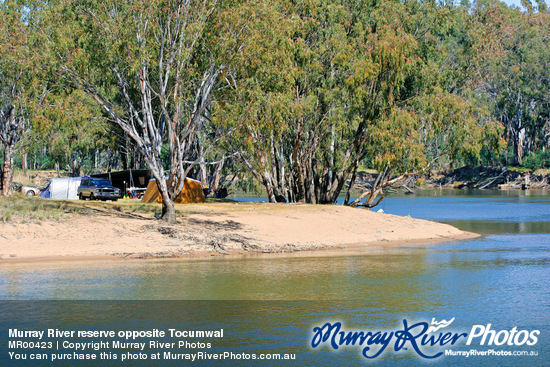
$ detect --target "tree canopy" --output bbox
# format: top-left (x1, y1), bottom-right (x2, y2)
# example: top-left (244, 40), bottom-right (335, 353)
top-left (0, 0), bottom-right (548, 212)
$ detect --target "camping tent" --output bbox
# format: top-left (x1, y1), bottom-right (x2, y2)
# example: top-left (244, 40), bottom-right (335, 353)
top-left (39, 177), bottom-right (83, 200)
top-left (141, 178), bottom-right (205, 204)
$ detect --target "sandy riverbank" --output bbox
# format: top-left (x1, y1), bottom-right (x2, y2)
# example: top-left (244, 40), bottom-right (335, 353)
top-left (0, 202), bottom-right (478, 262)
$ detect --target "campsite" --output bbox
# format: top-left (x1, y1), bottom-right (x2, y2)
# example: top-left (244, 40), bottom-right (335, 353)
top-left (1, 169), bottom-right (476, 261)
top-left (34, 170), bottom-right (205, 204)
top-left (0, 194), bottom-right (477, 261)
top-left (0, 1), bottom-right (548, 366)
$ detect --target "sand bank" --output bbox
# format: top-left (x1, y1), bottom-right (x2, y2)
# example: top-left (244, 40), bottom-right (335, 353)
top-left (0, 202), bottom-right (478, 262)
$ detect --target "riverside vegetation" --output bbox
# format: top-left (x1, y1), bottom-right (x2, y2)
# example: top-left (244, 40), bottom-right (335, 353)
top-left (1, 0), bottom-right (549, 223)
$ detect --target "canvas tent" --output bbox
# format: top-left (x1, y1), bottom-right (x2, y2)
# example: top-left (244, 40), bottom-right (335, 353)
top-left (141, 178), bottom-right (205, 204)
top-left (39, 177), bottom-right (83, 200)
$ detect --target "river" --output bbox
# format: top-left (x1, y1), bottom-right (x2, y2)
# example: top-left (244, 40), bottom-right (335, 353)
top-left (0, 190), bottom-right (548, 366)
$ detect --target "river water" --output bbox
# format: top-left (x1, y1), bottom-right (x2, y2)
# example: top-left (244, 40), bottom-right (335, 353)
top-left (0, 190), bottom-right (548, 366)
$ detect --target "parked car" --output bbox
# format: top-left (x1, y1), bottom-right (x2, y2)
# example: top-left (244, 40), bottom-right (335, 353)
top-left (22, 185), bottom-right (42, 197)
top-left (77, 177), bottom-right (121, 201)
top-left (12, 181), bottom-right (42, 197)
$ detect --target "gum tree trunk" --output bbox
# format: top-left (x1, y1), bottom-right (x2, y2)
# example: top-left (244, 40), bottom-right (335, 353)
top-left (160, 191), bottom-right (177, 224)
top-left (1, 146), bottom-right (14, 196)
top-left (149, 168), bottom-right (178, 224)
top-left (1, 105), bottom-right (24, 197)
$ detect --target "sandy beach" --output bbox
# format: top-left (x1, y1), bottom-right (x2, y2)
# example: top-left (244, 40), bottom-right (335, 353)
top-left (0, 202), bottom-right (478, 262)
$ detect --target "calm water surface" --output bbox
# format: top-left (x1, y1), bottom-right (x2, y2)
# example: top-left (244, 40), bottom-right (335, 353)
top-left (0, 190), bottom-right (548, 366)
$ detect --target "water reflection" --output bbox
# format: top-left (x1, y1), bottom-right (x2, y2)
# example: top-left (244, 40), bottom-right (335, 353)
top-left (445, 220), bottom-right (550, 234)
top-left (0, 191), bottom-right (548, 366)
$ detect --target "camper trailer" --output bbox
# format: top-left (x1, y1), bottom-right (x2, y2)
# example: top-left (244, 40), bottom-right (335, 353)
top-left (39, 177), bottom-right (83, 200)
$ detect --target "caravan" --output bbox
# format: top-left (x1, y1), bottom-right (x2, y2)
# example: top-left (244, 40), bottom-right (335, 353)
top-left (39, 177), bottom-right (83, 200)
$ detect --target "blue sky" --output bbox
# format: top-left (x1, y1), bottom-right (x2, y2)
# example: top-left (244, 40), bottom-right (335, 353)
top-left (502, 0), bottom-right (524, 8)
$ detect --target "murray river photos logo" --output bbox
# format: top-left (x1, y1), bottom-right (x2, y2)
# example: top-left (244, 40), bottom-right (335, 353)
top-left (310, 318), bottom-right (540, 359)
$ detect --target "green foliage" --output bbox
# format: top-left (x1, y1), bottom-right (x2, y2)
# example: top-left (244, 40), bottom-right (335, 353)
top-left (31, 89), bottom-right (113, 173)
top-left (523, 151), bottom-right (550, 170)
top-left (215, 0), bottom-right (512, 203)
top-left (2, 0), bottom-right (548, 203)
top-left (475, 2), bottom-right (550, 165)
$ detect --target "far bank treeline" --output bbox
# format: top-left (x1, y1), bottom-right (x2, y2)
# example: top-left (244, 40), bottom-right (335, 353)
top-left (0, 0), bottom-right (549, 221)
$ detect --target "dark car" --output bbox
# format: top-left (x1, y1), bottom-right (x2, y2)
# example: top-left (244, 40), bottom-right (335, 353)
top-left (77, 177), bottom-right (121, 201)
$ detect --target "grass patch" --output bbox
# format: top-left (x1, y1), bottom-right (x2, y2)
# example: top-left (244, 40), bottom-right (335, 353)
top-left (123, 201), bottom-right (161, 214)
top-left (357, 165), bottom-right (379, 174)
top-left (0, 195), bottom-right (295, 223)
top-left (0, 196), bottom-right (165, 222)
top-left (206, 197), bottom-right (237, 203)
top-left (0, 195), bottom-right (85, 222)
top-left (0, 194), bottom-right (210, 222)
top-left (106, 200), bottom-right (163, 216)
top-left (506, 166), bottom-right (532, 174)
top-left (73, 199), bottom-right (165, 218)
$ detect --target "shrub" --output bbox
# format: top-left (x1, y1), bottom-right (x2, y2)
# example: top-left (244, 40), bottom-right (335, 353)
top-left (523, 151), bottom-right (550, 170)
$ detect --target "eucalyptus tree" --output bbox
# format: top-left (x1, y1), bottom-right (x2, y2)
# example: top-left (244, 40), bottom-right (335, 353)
top-left (218, 0), bottom-right (499, 207)
top-left (213, 0), bottom-right (297, 202)
top-left (487, 4), bottom-right (550, 165)
top-left (30, 89), bottom-right (111, 176)
top-left (455, 0), bottom-right (550, 167)
top-left (0, 0), bottom-right (37, 195)
top-left (0, 90), bottom-right (26, 196)
top-left (51, 0), bottom-right (230, 222)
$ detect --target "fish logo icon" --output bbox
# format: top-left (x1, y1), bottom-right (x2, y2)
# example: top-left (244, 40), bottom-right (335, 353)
top-left (427, 318), bottom-right (455, 333)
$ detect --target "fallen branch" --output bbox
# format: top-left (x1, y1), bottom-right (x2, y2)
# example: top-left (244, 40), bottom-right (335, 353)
top-left (349, 154), bottom-right (443, 208)
top-left (479, 168), bottom-right (507, 189)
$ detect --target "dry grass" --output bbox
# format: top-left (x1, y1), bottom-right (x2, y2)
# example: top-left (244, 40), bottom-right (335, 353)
top-left (0, 196), bottom-right (166, 222)
top-left (0, 194), bottom-right (324, 224)
top-left (0, 195), bottom-right (83, 222)
top-left (0, 196), bottom-right (236, 223)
